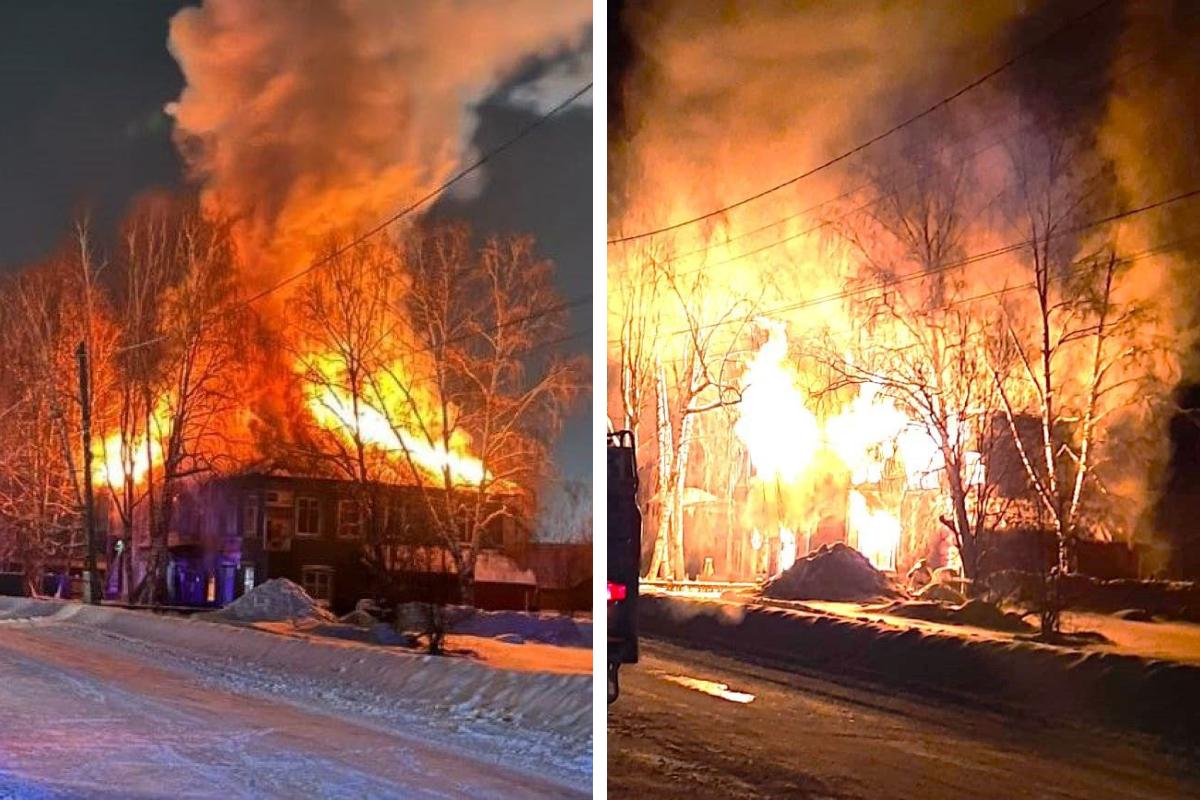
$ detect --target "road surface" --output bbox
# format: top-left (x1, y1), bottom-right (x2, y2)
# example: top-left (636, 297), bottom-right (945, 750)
top-left (0, 620), bottom-right (585, 799)
top-left (608, 639), bottom-right (1200, 799)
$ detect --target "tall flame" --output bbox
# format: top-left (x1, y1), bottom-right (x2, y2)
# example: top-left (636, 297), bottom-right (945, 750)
top-left (733, 322), bottom-right (820, 483)
top-left (92, 400), bottom-right (172, 488)
top-left (300, 355), bottom-right (489, 487)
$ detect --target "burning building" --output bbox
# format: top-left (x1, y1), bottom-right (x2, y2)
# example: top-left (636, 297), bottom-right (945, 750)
top-left (99, 472), bottom-right (542, 614)
top-left (609, 1), bottom-right (1200, 585)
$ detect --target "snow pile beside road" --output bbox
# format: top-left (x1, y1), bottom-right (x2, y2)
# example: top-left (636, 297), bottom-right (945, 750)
top-left (640, 593), bottom-right (1200, 738)
top-left (390, 603), bottom-right (591, 647)
top-left (451, 608), bottom-right (591, 647)
top-left (203, 578), bottom-right (335, 623)
top-left (872, 598), bottom-right (1032, 633)
top-left (984, 570), bottom-right (1200, 622)
top-left (762, 543), bottom-right (901, 602)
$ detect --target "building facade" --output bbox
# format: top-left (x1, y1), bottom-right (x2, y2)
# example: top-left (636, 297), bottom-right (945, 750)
top-left (100, 472), bottom-right (586, 614)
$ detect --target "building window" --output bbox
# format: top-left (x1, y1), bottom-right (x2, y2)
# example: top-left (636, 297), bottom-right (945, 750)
top-left (338, 499), bottom-right (362, 539)
top-left (242, 495), bottom-right (260, 539)
top-left (301, 566), bottom-right (334, 607)
top-left (295, 496), bottom-right (321, 537)
top-left (263, 516), bottom-right (291, 552)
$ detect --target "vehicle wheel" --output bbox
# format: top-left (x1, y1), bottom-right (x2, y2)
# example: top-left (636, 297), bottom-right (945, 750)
top-left (607, 662), bottom-right (619, 704)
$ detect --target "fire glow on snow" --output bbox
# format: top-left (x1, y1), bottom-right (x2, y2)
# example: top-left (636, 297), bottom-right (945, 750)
top-left (663, 674), bottom-right (755, 704)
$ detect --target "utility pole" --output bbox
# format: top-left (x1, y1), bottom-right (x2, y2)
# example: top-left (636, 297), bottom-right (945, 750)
top-left (77, 341), bottom-right (100, 605)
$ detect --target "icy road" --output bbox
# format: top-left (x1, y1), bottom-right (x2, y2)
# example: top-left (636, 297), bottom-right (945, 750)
top-left (608, 639), bottom-right (1200, 800)
top-left (0, 610), bottom-right (588, 799)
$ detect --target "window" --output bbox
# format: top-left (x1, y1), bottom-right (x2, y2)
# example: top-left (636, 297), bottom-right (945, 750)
top-left (338, 499), bottom-right (362, 539)
top-left (301, 566), bottom-right (334, 608)
top-left (295, 496), bottom-right (321, 537)
top-left (242, 495), bottom-right (260, 539)
top-left (263, 516), bottom-right (291, 552)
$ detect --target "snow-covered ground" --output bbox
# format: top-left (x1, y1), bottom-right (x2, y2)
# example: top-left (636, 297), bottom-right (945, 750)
top-left (640, 592), bottom-right (1200, 738)
top-left (768, 598), bottom-right (1200, 665)
top-left (0, 597), bottom-right (591, 798)
top-left (610, 639), bottom-right (1200, 800)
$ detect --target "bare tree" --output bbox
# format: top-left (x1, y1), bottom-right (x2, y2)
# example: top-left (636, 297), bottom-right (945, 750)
top-left (132, 208), bottom-right (249, 604)
top-left (0, 227), bottom-right (114, 594)
top-left (610, 243), bottom-right (663, 453)
top-left (285, 223), bottom-right (584, 609)
top-left (826, 125), bottom-right (1009, 581)
top-left (287, 236), bottom-right (405, 596)
top-left (990, 127), bottom-right (1166, 628)
top-left (643, 261), bottom-right (752, 581)
top-left (101, 202), bottom-right (173, 600)
top-left (379, 223), bottom-right (586, 605)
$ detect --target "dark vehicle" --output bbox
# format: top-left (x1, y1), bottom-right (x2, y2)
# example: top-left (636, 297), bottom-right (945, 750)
top-left (607, 430), bottom-right (641, 703)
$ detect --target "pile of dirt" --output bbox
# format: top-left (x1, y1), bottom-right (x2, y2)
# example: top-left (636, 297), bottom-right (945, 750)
top-left (876, 598), bottom-right (1033, 633)
top-left (205, 578), bottom-right (335, 623)
top-left (762, 543), bottom-right (901, 602)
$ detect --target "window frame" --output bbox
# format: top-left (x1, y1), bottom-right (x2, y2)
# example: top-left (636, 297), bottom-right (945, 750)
top-left (300, 565), bottom-right (334, 608)
top-left (294, 495), bottom-right (322, 538)
top-left (242, 495), bottom-right (261, 539)
top-left (337, 498), bottom-right (362, 540)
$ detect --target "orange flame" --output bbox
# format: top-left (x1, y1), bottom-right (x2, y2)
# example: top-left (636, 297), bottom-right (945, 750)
top-left (733, 322), bottom-right (820, 483)
top-left (92, 400), bottom-right (171, 488)
top-left (300, 354), bottom-right (489, 487)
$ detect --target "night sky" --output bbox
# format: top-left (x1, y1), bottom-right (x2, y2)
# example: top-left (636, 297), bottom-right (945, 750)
top-left (0, 0), bottom-right (592, 484)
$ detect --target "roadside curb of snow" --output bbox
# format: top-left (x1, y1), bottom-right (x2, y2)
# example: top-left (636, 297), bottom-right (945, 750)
top-left (640, 594), bottom-right (1200, 739)
top-left (0, 597), bottom-right (591, 738)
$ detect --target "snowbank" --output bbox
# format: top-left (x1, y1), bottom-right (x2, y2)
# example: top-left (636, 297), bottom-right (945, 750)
top-left (985, 570), bottom-right (1200, 622)
top-left (914, 583), bottom-right (966, 604)
top-left (762, 543), bottom-right (901, 602)
top-left (388, 603), bottom-right (592, 647)
top-left (871, 599), bottom-right (1033, 633)
top-left (202, 578), bottom-right (336, 623)
top-left (450, 608), bottom-right (591, 647)
top-left (640, 593), bottom-right (1200, 738)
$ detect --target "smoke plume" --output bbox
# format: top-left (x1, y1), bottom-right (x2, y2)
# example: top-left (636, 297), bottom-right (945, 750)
top-left (167, 0), bottom-right (590, 283)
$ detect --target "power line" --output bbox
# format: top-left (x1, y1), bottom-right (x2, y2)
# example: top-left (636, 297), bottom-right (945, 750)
top-left (115, 81), bottom-right (593, 355)
top-left (606, 0), bottom-right (1115, 246)
top-left (241, 82), bottom-right (593, 307)
top-left (638, 34), bottom-right (1177, 277)
top-left (409, 294), bottom-right (591, 356)
top-left (610, 186), bottom-right (1200, 344)
top-left (642, 231), bottom-right (1200, 368)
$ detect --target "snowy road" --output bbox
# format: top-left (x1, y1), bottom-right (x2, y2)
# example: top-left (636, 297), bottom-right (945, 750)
top-left (0, 618), bottom-right (586, 799)
top-left (608, 639), bottom-right (1200, 800)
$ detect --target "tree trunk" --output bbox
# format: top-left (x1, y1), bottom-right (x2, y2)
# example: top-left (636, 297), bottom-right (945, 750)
top-left (135, 489), bottom-right (172, 605)
top-left (669, 409), bottom-right (697, 580)
top-left (459, 569), bottom-right (476, 607)
top-left (646, 364), bottom-right (674, 579)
